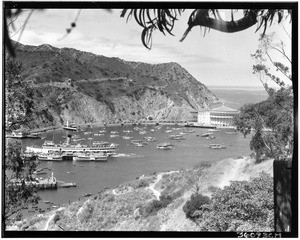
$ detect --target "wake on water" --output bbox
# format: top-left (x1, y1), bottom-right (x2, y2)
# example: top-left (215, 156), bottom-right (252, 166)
top-left (112, 153), bottom-right (144, 158)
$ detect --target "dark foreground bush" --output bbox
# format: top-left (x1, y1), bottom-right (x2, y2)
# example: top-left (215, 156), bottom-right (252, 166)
top-left (183, 193), bottom-right (210, 220)
top-left (139, 194), bottom-right (173, 217)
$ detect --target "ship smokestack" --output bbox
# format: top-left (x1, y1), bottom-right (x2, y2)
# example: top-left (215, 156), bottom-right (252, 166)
top-left (67, 134), bottom-right (72, 145)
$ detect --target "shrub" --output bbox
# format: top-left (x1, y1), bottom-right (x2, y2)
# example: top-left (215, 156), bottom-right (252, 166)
top-left (183, 193), bottom-right (210, 220)
top-left (195, 172), bottom-right (274, 232)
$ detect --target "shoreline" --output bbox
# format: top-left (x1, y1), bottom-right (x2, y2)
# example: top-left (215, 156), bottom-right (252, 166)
top-left (28, 121), bottom-right (236, 134)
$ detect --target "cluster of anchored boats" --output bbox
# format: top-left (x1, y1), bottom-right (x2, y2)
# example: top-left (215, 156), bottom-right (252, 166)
top-left (25, 140), bottom-right (118, 162)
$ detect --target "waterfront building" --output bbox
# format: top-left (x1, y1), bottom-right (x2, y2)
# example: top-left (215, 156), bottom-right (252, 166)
top-left (190, 104), bottom-right (239, 127)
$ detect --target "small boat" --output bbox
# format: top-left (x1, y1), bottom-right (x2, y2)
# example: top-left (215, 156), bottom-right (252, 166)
top-left (83, 193), bottom-right (93, 197)
top-left (201, 132), bottom-right (214, 137)
top-left (206, 135), bottom-right (216, 140)
top-left (43, 200), bottom-right (51, 204)
top-left (209, 144), bottom-right (226, 149)
top-left (157, 143), bottom-right (173, 150)
top-left (169, 135), bottom-right (185, 140)
top-left (208, 129), bottom-right (220, 132)
top-left (61, 182), bottom-right (77, 188)
top-left (33, 170), bottom-right (47, 175)
top-left (123, 130), bottom-right (132, 133)
top-left (73, 153), bottom-right (108, 161)
top-left (110, 134), bottom-right (119, 138)
top-left (63, 120), bottom-right (78, 131)
top-left (131, 140), bottom-right (143, 144)
top-left (133, 142), bottom-right (148, 147)
top-left (122, 135), bottom-right (133, 140)
top-left (144, 136), bottom-right (157, 142)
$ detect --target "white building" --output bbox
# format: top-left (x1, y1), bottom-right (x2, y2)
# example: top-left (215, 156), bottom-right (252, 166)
top-left (190, 104), bottom-right (239, 127)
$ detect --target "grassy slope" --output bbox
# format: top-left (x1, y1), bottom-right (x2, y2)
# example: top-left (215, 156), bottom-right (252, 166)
top-left (8, 157), bottom-right (273, 231)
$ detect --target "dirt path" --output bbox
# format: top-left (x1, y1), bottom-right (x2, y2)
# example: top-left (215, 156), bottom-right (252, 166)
top-left (147, 170), bottom-right (179, 200)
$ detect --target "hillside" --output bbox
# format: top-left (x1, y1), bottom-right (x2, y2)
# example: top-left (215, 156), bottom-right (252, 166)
top-left (7, 156), bottom-right (274, 231)
top-left (9, 42), bottom-right (218, 129)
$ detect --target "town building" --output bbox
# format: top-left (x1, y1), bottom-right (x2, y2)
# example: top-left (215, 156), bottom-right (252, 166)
top-left (190, 104), bottom-right (239, 127)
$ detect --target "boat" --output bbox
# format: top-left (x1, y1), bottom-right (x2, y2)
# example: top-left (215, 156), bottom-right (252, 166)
top-left (169, 135), bottom-right (185, 140)
top-left (63, 120), bottom-right (78, 131)
top-left (110, 134), bottom-right (119, 138)
top-left (27, 139), bottom-right (119, 157)
top-left (122, 135), bottom-right (133, 140)
top-left (208, 129), bottom-right (220, 132)
top-left (133, 142), bottom-right (148, 147)
top-left (37, 153), bottom-right (63, 161)
top-left (157, 142), bottom-right (173, 150)
top-left (131, 140), bottom-right (143, 144)
top-left (61, 182), bottom-right (77, 188)
top-left (33, 168), bottom-right (47, 175)
top-left (201, 132), bottom-right (214, 137)
top-left (6, 131), bottom-right (28, 139)
top-left (123, 130), bottom-right (132, 133)
top-left (83, 193), bottom-right (93, 197)
top-left (206, 135), bottom-right (216, 140)
top-left (144, 136), bottom-right (157, 142)
top-left (209, 144), bottom-right (226, 149)
top-left (73, 153), bottom-right (108, 161)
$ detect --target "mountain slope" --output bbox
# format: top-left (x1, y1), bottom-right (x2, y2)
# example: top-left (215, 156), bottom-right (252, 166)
top-left (10, 42), bottom-right (218, 128)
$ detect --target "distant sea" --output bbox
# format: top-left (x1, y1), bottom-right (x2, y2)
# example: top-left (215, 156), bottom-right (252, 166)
top-left (208, 85), bottom-right (269, 109)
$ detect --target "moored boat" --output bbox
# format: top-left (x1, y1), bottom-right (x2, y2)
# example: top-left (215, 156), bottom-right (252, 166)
top-left (206, 135), bottom-right (216, 140)
top-left (63, 120), bottom-right (78, 131)
top-left (201, 132), bottom-right (214, 137)
top-left (157, 142), bottom-right (173, 150)
top-left (73, 153), bottom-right (108, 161)
top-left (38, 153), bottom-right (63, 161)
top-left (209, 144), bottom-right (226, 149)
top-left (169, 135), bottom-right (185, 140)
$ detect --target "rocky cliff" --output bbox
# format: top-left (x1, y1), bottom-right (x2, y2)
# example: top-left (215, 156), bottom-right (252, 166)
top-left (10, 42), bottom-right (218, 129)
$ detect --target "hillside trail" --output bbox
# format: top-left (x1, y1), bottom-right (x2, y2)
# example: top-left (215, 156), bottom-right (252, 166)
top-left (147, 170), bottom-right (179, 200)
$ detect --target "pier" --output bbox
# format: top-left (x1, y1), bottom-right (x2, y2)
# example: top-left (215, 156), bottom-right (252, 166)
top-left (11, 174), bottom-right (57, 190)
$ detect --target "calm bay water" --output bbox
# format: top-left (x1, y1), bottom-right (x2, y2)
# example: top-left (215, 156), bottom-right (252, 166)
top-left (20, 87), bottom-right (267, 215)
top-left (22, 125), bottom-right (252, 208)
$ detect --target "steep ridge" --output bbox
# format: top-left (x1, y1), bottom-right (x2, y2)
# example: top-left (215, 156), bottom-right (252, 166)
top-left (9, 42), bottom-right (218, 129)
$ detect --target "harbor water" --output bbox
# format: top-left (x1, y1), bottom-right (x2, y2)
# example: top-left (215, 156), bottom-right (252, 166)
top-left (21, 125), bottom-right (252, 208)
top-left (18, 86), bottom-right (267, 216)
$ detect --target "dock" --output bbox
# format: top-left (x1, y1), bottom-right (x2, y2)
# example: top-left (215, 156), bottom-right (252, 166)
top-left (10, 174), bottom-right (57, 190)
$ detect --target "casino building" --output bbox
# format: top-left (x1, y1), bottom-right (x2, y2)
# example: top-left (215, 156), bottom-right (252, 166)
top-left (190, 104), bottom-right (239, 127)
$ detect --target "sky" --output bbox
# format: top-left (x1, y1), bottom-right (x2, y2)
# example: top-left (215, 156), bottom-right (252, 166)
top-left (9, 8), bottom-right (292, 88)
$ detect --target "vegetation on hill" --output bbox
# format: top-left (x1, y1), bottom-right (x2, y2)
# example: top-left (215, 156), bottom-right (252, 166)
top-left (183, 172), bottom-right (274, 231)
top-left (6, 42), bottom-right (217, 129)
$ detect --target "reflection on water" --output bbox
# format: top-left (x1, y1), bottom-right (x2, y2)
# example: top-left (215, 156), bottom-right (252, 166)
top-left (21, 124), bottom-right (252, 215)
